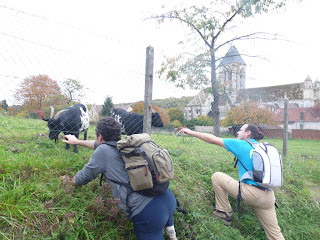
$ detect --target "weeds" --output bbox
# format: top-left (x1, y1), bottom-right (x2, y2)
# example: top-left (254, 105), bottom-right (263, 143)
top-left (1, 115), bottom-right (320, 239)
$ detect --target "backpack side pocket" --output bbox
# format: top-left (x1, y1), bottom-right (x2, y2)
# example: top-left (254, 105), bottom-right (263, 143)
top-left (125, 160), bottom-right (153, 191)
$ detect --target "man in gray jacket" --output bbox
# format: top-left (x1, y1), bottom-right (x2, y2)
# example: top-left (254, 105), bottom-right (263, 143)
top-left (62, 117), bottom-right (177, 240)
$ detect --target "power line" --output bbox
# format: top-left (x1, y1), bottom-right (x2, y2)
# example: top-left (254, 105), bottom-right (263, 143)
top-left (0, 5), bottom-right (142, 48)
top-left (0, 32), bottom-right (70, 53)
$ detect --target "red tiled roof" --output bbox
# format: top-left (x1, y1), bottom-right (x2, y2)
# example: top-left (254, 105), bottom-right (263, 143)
top-left (275, 107), bottom-right (320, 122)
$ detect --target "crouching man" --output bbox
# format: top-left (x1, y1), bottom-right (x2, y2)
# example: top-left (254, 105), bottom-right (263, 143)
top-left (178, 124), bottom-right (284, 240)
top-left (62, 117), bottom-right (177, 240)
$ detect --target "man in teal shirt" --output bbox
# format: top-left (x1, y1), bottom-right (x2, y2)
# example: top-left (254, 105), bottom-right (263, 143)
top-left (178, 124), bottom-right (284, 240)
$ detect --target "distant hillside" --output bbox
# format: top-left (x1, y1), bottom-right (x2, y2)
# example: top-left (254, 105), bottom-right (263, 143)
top-left (118, 96), bottom-right (194, 110)
top-left (152, 96), bottom-right (193, 109)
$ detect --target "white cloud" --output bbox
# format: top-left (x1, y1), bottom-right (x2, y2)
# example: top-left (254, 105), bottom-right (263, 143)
top-left (1, 0), bottom-right (318, 105)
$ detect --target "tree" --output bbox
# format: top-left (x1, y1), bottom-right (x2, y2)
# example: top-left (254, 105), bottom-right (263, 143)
top-left (221, 101), bottom-right (279, 127)
top-left (150, 0), bottom-right (291, 136)
top-left (37, 109), bottom-right (46, 119)
top-left (1, 100), bottom-right (8, 111)
top-left (167, 107), bottom-right (185, 123)
top-left (132, 101), bottom-right (170, 125)
top-left (132, 101), bottom-right (144, 114)
top-left (15, 74), bottom-right (62, 112)
top-left (152, 96), bottom-right (193, 109)
top-left (61, 78), bottom-right (85, 104)
top-left (100, 96), bottom-right (114, 117)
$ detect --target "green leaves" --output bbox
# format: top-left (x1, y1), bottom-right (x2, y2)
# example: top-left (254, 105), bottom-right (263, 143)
top-left (158, 53), bottom-right (211, 90)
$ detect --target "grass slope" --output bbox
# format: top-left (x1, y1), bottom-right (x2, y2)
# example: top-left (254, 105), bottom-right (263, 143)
top-left (0, 115), bottom-right (319, 239)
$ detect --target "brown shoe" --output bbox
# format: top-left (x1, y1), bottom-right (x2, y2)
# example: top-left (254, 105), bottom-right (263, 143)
top-left (213, 209), bottom-right (233, 226)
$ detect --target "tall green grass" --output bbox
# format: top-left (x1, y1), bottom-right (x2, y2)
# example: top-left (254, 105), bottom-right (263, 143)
top-left (1, 114), bottom-right (319, 239)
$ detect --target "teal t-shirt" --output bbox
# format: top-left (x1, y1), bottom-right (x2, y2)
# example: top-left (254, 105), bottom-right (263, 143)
top-left (222, 138), bottom-right (259, 186)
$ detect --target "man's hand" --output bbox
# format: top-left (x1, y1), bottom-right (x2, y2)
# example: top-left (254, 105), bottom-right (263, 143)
top-left (62, 135), bottom-right (79, 145)
top-left (175, 127), bottom-right (192, 135)
top-left (60, 175), bottom-right (78, 186)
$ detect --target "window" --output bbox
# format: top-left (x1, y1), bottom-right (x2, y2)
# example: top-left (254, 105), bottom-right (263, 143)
top-left (228, 70), bottom-right (232, 81)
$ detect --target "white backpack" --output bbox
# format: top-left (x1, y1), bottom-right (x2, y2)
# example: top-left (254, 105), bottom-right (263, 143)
top-left (237, 140), bottom-right (283, 189)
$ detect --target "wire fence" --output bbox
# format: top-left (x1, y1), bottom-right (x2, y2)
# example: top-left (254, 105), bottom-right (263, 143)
top-left (1, 4), bottom-right (320, 240)
top-left (1, 4), bottom-right (319, 161)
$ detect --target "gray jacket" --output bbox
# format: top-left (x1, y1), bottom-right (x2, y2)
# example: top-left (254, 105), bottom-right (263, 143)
top-left (75, 141), bottom-right (153, 219)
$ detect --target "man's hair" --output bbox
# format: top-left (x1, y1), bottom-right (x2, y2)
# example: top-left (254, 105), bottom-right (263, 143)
top-left (245, 124), bottom-right (264, 141)
top-left (95, 117), bottom-right (121, 142)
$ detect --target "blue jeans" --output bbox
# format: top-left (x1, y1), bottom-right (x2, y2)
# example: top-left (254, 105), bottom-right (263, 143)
top-left (132, 189), bottom-right (176, 240)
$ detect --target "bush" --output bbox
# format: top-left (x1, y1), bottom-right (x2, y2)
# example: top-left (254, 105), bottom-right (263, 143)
top-left (0, 108), bottom-right (6, 115)
top-left (171, 120), bottom-right (182, 128)
top-left (184, 115), bottom-right (213, 129)
top-left (221, 102), bottom-right (278, 127)
top-left (28, 111), bottom-right (39, 119)
top-left (167, 107), bottom-right (185, 123)
top-left (163, 121), bottom-right (178, 130)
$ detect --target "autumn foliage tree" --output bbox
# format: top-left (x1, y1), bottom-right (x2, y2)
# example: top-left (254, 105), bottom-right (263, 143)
top-left (131, 101), bottom-right (145, 114)
top-left (221, 101), bottom-right (279, 127)
top-left (15, 74), bottom-right (63, 112)
top-left (132, 101), bottom-right (170, 125)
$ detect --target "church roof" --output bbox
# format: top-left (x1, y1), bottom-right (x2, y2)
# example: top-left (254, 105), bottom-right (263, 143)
top-left (186, 89), bottom-right (211, 106)
top-left (186, 88), bottom-right (234, 107)
top-left (237, 83), bottom-right (304, 102)
top-left (275, 107), bottom-right (320, 122)
top-left (218, 46), bottom-right (246, 67)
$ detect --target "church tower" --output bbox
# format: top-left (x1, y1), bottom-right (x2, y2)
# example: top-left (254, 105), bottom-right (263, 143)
top-left (314, 79), bottom-right (320, 105)
top-left (303, 76), bottom-right (314, 107)
top-left (217, 46), bottom-right (246, 102)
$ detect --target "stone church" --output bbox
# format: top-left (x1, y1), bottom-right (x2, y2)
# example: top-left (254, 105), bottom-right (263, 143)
top-left (184, 46), bottom-right (320, 121)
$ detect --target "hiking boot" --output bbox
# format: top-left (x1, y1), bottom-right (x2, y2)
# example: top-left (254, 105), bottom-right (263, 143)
top-left (213, 209), bottom-right (233, 226)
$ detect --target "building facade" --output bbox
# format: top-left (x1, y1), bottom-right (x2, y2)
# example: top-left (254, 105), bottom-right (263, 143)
top-left (185, 46), bottom-right (320, 130)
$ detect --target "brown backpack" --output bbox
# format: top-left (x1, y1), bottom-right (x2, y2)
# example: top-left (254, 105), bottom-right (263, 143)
top-left (103, 133), bottom-right (174, 197)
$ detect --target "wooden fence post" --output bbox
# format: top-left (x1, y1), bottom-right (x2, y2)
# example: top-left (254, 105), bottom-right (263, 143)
top-left (143, 46), bottom-right (154, 135)
top-left (283, 98), bottom-right (288, 159)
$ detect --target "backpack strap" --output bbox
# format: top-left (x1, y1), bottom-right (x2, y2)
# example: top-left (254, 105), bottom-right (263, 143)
top-left (244, 139), bottom-right (256, 148)
top-left (101, 173), bottom-right (134, 217)
top-left (176, 199), bottom-right (188, 215)
top-left (233, 139), bottom-right (255, 170)
top-left (233, 139), bottom-right (256, 219)
top-left (100, 141), bottom-right (135, 217)
top-left (237, 180), bottom-right (243, 219)
top-left (137, 146), bottom-right (158, 182)
top-left (100, 141), bottom-right (118, 187)
top-left (234, 157), bottom-right (248, 172)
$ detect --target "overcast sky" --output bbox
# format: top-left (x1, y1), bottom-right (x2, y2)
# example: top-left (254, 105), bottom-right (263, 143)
top-left (1, 0), bottom-right (319, 105)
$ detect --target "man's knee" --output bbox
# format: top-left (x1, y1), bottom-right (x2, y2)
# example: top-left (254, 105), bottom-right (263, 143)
top-left (212, 172), bottom-right (234, 188)
top-left (211, 172), bottom-right (224, 182)
top-left (211, 172), bottom-right (226, 188)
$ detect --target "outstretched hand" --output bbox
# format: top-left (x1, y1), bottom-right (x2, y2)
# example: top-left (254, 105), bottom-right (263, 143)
top-left (175, 127), bottom-right (192, 135)
top-left (62, 135), bottom-right (79, 145)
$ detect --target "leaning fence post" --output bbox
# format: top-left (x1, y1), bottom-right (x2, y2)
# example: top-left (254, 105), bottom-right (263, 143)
top-left (283, 98), bottom-right (288, 159)
top-left (143, 46), bottom-right (154, 135)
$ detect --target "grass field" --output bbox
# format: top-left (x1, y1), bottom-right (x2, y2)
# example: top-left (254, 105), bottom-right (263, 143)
top-left (1, 114), bottom-right (320, 239)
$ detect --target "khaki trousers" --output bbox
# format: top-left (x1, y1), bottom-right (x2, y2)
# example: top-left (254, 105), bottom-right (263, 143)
top-left (211, 172), bottom-right (285, 240)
